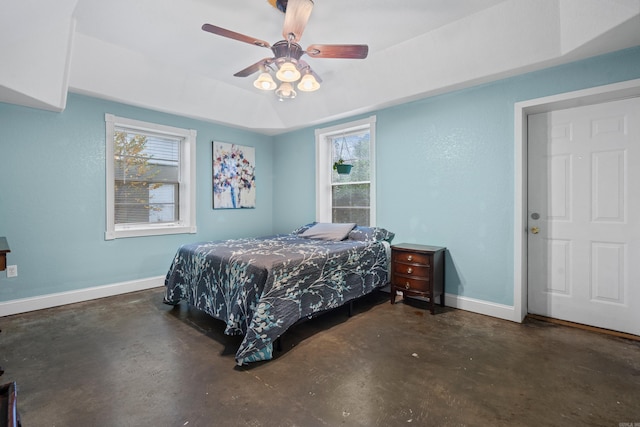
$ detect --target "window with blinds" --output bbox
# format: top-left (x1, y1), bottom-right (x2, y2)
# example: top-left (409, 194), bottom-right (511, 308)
top-left (114, 129), bottom-right (180, 225)
top-left (105, 114), bottom-right (197, 240)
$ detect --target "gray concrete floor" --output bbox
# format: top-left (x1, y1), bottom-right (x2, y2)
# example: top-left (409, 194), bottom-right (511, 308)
top-left (1, 288), bottom-right (639, 426)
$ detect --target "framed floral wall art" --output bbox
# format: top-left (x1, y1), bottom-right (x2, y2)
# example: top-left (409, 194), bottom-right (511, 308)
top-left (212, 141), bottom-right (256, 209)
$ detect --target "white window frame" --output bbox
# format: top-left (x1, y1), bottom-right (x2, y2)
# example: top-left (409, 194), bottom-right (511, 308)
top-left (105, 114), bottom-right (197, 240)
top-left (314, 115), bottom-right (377, 225)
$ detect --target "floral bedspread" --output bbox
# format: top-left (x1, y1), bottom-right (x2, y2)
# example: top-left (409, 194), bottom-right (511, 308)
top-left (164, 234), bottom-right (390, 365)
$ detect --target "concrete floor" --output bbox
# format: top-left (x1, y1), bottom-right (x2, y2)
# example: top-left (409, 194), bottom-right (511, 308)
top-left (1, 288), bottom-right (639, 427)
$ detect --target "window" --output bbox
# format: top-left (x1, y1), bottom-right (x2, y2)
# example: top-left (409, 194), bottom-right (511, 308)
top-left (105, 114), bottom-right (197, 239)
top-left (315, 116), bottom-right (376, 226)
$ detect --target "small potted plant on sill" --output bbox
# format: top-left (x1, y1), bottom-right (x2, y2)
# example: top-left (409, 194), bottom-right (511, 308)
top-left (333, 158), bottom-right (352, 175)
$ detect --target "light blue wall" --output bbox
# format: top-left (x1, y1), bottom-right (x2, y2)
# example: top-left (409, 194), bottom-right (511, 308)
top-left (272, 128), bottom-right (316, 229)
top-left (0, 94), bottom-right (274, 301)
top-left (1, 47), bottom-right (639, 307)
top-left (273, 46), bottom-right (640, 306)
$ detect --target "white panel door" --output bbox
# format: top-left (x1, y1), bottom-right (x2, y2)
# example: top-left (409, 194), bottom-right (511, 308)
top-left (527, 97), bottom-right (640, 335)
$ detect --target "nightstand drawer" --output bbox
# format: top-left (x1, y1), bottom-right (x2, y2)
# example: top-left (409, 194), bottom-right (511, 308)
top-left (392, 251), bottom-right (430, 266)
top-left (392, 263), bottom-right (430, 277)
top-left (391, 276), bottom-right (430, 293)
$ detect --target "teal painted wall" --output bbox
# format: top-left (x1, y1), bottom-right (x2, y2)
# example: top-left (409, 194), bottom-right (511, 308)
top-left (272, 46), bottom-right (640, 306)
top-left (1, 47), bottom-right (639, 307)
top-left (0, 94), bottom-right (274, 301)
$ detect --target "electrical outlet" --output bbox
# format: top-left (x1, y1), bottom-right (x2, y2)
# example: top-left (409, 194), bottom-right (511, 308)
top-left (6, 265), bottom-right (17, 278)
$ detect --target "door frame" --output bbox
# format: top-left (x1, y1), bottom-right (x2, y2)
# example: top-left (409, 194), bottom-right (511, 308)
top-left (513, 78), bottom-right (640, 323)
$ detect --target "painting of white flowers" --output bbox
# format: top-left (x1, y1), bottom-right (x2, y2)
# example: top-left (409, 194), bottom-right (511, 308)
top-left (212, 141), bottom-right (256, 209)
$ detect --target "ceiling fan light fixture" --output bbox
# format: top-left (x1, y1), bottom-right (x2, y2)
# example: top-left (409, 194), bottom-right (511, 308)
top-left (202, 0), bottom-right (369, 101)
top-left (276, 61), bottom-right (301, 82)
top-left (297, 72), bottom-right (320, 92)
top-left (253, 72), bottom-right (277, 90)
top-left (276, 82), bottom-right (297, 101)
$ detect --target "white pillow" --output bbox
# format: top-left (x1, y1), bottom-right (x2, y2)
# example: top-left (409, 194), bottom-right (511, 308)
top-left (299, 222), bottom-right (357, 241)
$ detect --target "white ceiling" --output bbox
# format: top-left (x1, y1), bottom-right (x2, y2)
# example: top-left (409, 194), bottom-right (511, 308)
top-left (1, 0), bottom-right (640, 135)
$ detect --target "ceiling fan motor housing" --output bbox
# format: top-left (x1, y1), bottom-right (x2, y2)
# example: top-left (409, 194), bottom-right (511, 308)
top-left (272, 40), bottom-right (304, 62)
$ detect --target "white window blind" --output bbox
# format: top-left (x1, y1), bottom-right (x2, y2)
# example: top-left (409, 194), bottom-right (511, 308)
top-left (113, 129), bottom-right (180, 225)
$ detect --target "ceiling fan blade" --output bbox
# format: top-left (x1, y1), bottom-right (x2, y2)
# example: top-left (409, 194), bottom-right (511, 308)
top-left (202, 23), bottom-right (271, 49)
top-left (282, 0), bottom-right (314, 42)
top-left (306, 44), bottom-right (369, 59)
top-left (233, 58), bottom-right (275, 77)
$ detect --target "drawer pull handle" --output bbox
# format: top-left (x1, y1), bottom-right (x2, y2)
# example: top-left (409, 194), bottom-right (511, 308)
top-left (405, 282), bottom-right (410, 290)
top-left (407, 267), bottom-right (413, 274)
top-left (407, 255), bottom-right (413, 261)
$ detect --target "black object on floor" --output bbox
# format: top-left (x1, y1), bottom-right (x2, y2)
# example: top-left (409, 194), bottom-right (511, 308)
top-left (0, 382), bottom-right (20, 427)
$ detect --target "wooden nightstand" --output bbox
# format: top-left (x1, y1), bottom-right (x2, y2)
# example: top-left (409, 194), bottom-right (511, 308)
top-left (0, 237), bottom-right (10, 272)
top-left (390, 243), bottom-right (446, 314)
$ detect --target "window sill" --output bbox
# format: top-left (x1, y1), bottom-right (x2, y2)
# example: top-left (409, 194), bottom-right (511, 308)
top-left (105, 225), bottom-right (197, 240)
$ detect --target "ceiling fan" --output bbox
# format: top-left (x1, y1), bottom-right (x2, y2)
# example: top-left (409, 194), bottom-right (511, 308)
top-left (201, 0), bottom-right (369, 99)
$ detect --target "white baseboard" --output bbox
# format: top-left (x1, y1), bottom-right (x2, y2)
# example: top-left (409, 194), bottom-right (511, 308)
top-left (445, 293), bottom-right (520, 323)
top-left (0, 276), bottom-right (165, 317)
top-left (0, 278), bottom-right (520, 323)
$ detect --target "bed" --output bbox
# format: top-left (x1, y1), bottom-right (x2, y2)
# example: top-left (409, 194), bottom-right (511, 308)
top-left (164, 223), bottom-right (394, 365)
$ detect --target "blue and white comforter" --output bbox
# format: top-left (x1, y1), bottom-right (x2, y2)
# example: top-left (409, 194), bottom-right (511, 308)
top-left (164, 234), bottom-right (391, 365)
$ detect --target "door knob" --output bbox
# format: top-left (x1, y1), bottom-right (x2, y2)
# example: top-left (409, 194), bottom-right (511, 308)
top-left (530, 226), bottom-right (540, 234)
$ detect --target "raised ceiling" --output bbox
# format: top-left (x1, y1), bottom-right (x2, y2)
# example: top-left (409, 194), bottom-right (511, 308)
top-left (1, 0), bottom-right (639, 134)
